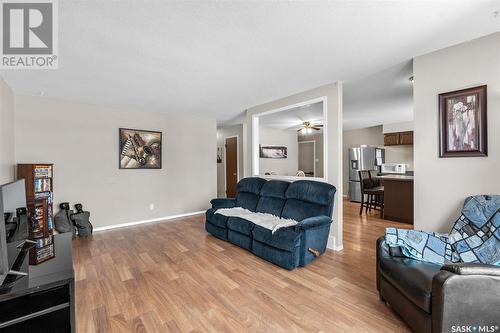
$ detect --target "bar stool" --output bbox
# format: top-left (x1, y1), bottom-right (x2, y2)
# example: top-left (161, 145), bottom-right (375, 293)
top-left (358, 170), bottom-right (384, 218)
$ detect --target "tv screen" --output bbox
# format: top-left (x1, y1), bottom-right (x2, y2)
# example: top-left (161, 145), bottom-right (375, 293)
top-left (0, 180), bottom-right (27, 285)
top-left (1, 180), bottom-right (26, 218)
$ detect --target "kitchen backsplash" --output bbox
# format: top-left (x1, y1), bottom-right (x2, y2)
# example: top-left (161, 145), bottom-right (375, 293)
top-left (384, 145), bottom-right (414, 171)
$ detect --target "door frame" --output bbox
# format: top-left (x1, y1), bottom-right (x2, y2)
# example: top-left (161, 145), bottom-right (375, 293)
top-left (298, 140), bottom-right (316, 177)
top-left (224, 135), bottom-right (239, 197)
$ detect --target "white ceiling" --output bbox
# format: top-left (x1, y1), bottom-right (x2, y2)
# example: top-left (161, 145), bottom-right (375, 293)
top-left (259, 102), bottom-right (323, 131)
top-left (343, 60), bottom-right (413, 130)
top-left (1, 1), bottom-right (499, 125)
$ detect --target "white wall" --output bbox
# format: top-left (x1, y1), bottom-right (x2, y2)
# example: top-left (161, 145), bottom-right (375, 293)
top-left (0, 77), bottom-right (15, 184)
top-left (383, 121), bottom-right (413, 133)
top-left (15, 95), bottom-right (217, 228)
top-left (259, 127), bottom-right (298, 176)
top-left (414, 32), bottom-right (500, 232)
top-left (244, 82), bottom-right (343, 250)
top-left (217, 125), bottom-right (244, 197)
top-left (385, 146), bottom-right (414, 171)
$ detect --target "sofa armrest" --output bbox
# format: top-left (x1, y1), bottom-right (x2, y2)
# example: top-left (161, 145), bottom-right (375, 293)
top-left (297, 216), bottom-right (332, 267)
top-left (295, 215), bottom-right (332, 231)
top-left (441, 263), bottom-right (500, 276)
top-left (210, 198), bottom-right (236, 209)
top-left (431, 266), bottom-right (500, 333)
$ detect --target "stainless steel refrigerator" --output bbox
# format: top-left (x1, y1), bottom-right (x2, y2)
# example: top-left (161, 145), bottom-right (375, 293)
top-left (348, 146), bottom-right (385, 202)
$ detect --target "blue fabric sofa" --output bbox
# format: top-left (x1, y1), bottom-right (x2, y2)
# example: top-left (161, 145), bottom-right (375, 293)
top-left (205, 177), bottom-right (336, 270)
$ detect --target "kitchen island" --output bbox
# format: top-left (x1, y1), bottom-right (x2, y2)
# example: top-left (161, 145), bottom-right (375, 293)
top-left (376, 174), bottom-right (414, 224)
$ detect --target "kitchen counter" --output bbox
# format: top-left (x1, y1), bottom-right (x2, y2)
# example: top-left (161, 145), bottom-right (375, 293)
top-left (376, 175), bottom-right (414, 224)
top-left (376, 174), bottom-right (414, 182)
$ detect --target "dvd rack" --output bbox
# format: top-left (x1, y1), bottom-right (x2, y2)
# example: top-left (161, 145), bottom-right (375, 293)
top-left (17, 164), bottom-right (55, 264)
top-left (29, 236), bottom-right (56, 265)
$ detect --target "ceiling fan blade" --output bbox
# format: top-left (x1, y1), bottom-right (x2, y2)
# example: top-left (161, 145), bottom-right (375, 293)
top-left (312, 127), bottom-right (321, 130)
top-left (297, 128), bottom-right (302, 132)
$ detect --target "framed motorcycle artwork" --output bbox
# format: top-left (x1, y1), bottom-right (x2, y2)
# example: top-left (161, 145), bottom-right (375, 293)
top-left (119, 128), bottom-right (162, 169)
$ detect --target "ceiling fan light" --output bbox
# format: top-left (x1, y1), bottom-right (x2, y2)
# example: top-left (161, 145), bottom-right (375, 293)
top-left (306, 128), bottom-right (312, 134)
top-left (300, 128), bottom-right (306, 134)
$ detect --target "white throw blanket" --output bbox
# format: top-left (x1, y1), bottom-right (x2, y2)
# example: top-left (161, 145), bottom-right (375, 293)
top-left (215, 207), bottom-right (298, 234)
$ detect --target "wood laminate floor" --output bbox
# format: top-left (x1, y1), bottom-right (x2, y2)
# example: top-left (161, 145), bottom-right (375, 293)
top-left (73, 200), bottom-right (412, 332)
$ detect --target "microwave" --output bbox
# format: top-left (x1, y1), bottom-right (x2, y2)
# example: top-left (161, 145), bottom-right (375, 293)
top-left (381, 163), bottom-right (407, 174)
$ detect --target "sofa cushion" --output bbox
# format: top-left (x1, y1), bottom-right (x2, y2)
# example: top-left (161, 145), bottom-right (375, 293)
top-left (285, 180), bottom-right (336, 207)
top-left (378, 253), bottom-right (441, 313)
top-left (236, 192), bottom-right (260, 211)
top-left (237, 177), bottom-right (267, 195)
top-left (256, 180), bottom-right (289, 216)
top-left (281, 199), bottom-right (330, 222)
top-left (256, 197), bottom-right (286, 216)
top-left (281, 180), bottom-right (336, 221)
top-left (227, 217), bottom-right (254, 235)
top-left (260, 180), bottom-right (289, 199)
top-left (235, 177), bottom-right (266, 211)
top-left (206, 208), bottom-right (229, 228)
top-left (252, 240), bottom-right (300, 270)
top-left (252, 225), bottom-right (301, 252)
top-left (205, 221), bottom-right (227, 241)
top-left (228, 230), bottom-right (252, 251)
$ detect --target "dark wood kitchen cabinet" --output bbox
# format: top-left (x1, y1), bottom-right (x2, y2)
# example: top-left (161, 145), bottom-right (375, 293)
top-left (377, 175), bottom-right (414, 224)
top-left (384, 132), bottom-right (400, 146)
top-left (384, 131), bottom-right (413, 146)
top-left (399, 131), bottom-right (414, 145)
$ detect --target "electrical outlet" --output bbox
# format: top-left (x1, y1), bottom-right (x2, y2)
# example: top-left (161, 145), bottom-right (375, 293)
top-left (149, 203), bottom-right (155, 211)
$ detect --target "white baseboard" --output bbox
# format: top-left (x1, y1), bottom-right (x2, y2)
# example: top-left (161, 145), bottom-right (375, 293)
top-left (93, 210), bottom-right (205, 232)
top-left (327, 235), bottom-right (344, 251)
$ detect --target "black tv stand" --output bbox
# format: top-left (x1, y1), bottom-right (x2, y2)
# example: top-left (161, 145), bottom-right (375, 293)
top-left (0, 233), bottom-right (75, 332)
top-left (0, 240), bottom-right (35, 291)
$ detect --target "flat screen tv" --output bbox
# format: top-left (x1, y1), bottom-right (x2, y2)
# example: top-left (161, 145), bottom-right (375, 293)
top-left (0, 180), bottom-right (27, 285)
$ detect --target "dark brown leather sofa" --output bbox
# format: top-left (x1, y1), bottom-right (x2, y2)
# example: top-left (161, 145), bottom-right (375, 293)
top-left (376, 236), bottom-right (500, 333)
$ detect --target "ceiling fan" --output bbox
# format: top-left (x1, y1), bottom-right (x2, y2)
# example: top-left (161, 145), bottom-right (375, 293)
top-left (297, 121), bottom-right (323, 134)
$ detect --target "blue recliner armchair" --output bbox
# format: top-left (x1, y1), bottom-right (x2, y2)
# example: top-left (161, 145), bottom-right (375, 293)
top-left (205, 177), bottom-right (336, 270)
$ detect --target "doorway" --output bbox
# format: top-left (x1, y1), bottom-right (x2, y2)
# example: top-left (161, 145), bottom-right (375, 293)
top-left (298, 141), bottom-right (315, 177)
top-left (225, 136), bottom-right (238, 198)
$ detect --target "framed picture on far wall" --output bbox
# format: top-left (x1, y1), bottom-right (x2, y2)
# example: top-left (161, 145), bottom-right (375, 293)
top-left (439, 85), bottom-right (487, 158)
top-left (259, 145), bottom-right (287, 159)
top-left (119, 128), bottom-right (162, 169)
top-left (217, 147), bottom-right (223, 163)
